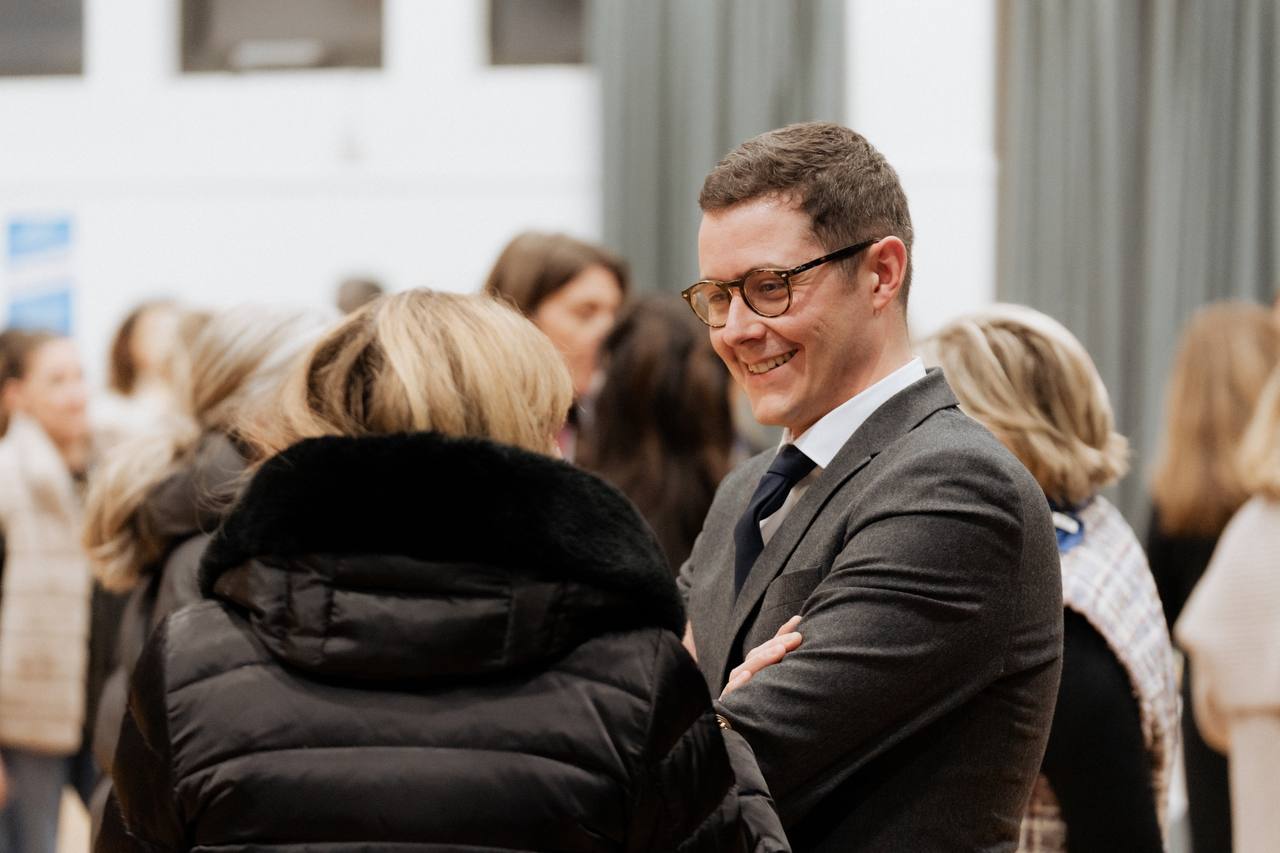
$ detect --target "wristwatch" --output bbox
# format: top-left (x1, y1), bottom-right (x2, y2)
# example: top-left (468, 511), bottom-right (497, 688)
top-left (716, 714), bottom-right (732, 731)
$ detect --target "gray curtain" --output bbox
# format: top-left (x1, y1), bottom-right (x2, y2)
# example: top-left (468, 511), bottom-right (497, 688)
top-left (999, 0), bottom-right (1280, 526)
top-left (593, 0), bottom-right (846, 294)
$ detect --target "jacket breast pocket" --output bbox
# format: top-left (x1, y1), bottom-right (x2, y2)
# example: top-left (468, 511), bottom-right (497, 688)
top-left (757, 568), bottom-right (823, 620)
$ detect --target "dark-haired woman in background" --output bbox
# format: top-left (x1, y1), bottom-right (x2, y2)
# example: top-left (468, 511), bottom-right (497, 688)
top-left (1148, 301), bottom-right (1280, 852)
top-left (579, 295), bottom-right (734, 571)
top-left (484, 231), bottom-right (627, 459)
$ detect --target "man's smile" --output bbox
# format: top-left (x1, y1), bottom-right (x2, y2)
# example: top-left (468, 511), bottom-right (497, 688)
top-left (744, 350), bottom-right (798, 375)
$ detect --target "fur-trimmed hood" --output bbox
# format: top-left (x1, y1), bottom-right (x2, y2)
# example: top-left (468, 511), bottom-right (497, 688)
top-left (200, 431), bottom-right (683, 681)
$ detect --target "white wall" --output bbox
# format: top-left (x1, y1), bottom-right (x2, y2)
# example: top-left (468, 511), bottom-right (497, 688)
top-left (0, 0), bottom-right (600, 384)
top-left (846, 0), bottom-right (998, 338)
top-left (0, 0), bottom-right (998, 382)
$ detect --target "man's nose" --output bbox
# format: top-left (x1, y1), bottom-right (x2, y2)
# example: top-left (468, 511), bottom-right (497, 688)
top-left (719, 291), bottom-right (766, 346)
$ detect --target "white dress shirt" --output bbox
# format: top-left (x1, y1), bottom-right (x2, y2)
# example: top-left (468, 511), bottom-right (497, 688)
top-left (758, 358), bottom-right (927, 544)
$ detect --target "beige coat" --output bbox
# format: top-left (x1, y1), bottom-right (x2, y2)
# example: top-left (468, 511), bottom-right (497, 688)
top-left (1177, 497), bottom-right (1280, 853)
top-left (0, 414), bottom-right (92, 755)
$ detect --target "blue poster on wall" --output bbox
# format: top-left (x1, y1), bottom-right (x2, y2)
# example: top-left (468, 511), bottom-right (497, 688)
top-left (5, 216), bottom-right (75, 335)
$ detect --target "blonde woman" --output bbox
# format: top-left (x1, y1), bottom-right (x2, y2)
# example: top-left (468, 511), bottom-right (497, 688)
top-left (1177, 366), bottom-right (1280, 852)
top-left (83, 305), bottom-right (332, 833)
top-left (0, 329), bottom-right (95, 853)
top-left (919, 305), bottom-right (1178, 853)
top-left (98, 291), bottom-right (786, 853)
top-left (1148, 302), bottom-right (1279, 852)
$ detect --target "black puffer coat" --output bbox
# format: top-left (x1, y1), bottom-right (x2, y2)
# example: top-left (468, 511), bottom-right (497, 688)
top-left (99, 432), bottom-right (786, 852)
top-left (93, 431), bottom-right (246, 778)
top-left (90, 432), bottom-right (246, 839)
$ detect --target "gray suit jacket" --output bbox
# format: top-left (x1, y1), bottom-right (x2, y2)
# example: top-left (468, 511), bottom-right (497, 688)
top-left (679, 369), bottom-right (1063, 852)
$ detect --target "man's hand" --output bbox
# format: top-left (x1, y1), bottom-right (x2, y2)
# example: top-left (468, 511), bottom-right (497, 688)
top-left (720, 615), bottom-right (803, 700)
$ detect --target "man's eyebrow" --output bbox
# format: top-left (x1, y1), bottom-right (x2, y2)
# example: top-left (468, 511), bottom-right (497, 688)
top-left (700, 261), bottom-right (791, 282)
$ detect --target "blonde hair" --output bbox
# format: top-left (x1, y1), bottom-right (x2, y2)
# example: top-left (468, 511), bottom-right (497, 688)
top-left (1239, 366), bottom-right (1280, 500)
top-left (1150, 302), bottom-right (1280, 536)
top-left (244, 290), bottom-right (573, 460)
top-left (85, 305), bottom-right (334, 591)
top-left (918, 304), bottom-right (1128, 506)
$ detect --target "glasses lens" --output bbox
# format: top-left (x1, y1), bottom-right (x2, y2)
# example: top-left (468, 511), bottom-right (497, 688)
top-left (688, 282), bottom-right (730, 326)
top-left (743, 271), bottom-right (790, 317)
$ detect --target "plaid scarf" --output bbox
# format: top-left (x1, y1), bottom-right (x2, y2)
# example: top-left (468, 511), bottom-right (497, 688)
top-left (1019, 496), bottom-right (1180, 852)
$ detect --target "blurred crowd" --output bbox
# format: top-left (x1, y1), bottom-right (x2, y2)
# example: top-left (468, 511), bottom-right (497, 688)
top-left (0, 122), bottom-right (1276, 853)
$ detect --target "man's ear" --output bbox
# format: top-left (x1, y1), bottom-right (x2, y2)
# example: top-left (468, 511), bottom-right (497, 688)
top-left (867, 237), bottom-right (907, 312)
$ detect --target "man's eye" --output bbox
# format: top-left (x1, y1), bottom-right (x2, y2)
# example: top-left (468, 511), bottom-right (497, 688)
top-left (706, 290), bottom-right (730, 306)
top-left (755, 279), bottom-right (786, 296)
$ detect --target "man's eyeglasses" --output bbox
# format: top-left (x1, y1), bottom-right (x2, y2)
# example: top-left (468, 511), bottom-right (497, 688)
top-left (681, 237), bottom-right (883, 328)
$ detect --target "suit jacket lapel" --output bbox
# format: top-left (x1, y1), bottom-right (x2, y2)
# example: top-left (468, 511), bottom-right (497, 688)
top-left (719, 370), bottom-right (960, 682)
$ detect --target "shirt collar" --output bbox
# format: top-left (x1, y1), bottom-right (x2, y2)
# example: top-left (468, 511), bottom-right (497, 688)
top-left (785, 358), bottom-right (927, 469)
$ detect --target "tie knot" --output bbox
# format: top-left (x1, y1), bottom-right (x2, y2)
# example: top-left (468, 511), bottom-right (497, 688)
top-left (767, 444), bottom-right (816, 484)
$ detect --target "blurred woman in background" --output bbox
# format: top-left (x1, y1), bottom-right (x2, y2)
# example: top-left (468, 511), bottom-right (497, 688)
top-left (94, 301), bottom-right (183, 448)
top-left (1177, 366), bottom-right (1280, 853)
top-left (578, 294), bottom-right (734, 571)
top-left (100, 291), bottom-right (786, 852)
top-left (921, 305), bottom-right (1178, 852)
top-left (334, 276), bottom-right (384, 315)
top-left (1148, 301), bottom-right (1279, 852)
top-left (83, 305), bottom-right (332, 832)
top-left (483, 231), bottom-right (628, 458)
top-left (0, 329), bottom-right (95, 853)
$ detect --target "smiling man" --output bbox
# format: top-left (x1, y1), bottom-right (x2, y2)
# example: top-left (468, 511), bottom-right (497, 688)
top-left (677, 123), bottom-right (1064, 851)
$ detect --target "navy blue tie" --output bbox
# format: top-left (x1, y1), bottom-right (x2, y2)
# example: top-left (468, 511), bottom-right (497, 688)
top-left (733, 445), bottom-right (816, 597)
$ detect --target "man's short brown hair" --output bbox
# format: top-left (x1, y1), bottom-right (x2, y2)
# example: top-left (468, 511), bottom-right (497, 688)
top-left (699, 122), bottom-right (915, 307)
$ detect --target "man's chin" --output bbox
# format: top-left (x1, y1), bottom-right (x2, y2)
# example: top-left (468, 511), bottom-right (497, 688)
top-left (745, 399), bottom-right (790, 430)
